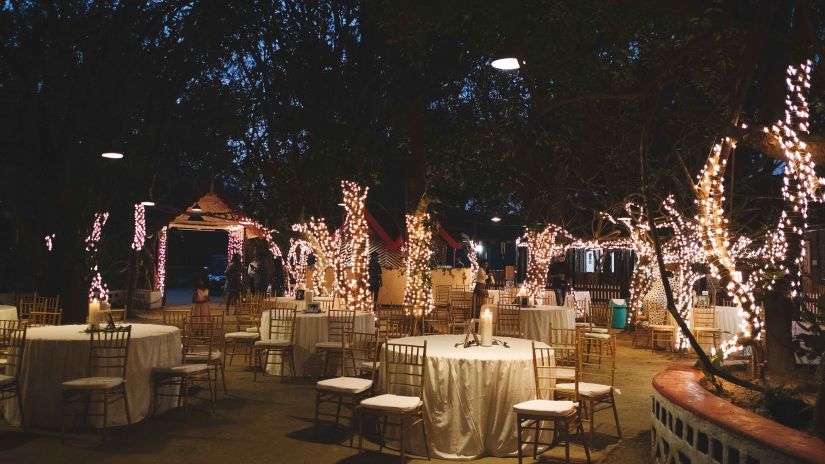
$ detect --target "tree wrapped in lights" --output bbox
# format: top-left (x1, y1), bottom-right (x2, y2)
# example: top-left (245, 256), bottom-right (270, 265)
top-left (131, 203), bottom-right (146, 251)
top-left (341, 180), bottom-right (372, 312)
top-left (286, 238), bottom-right (312, 294)
top-left (293, 219), bottom-right (339, 296)
top-left (155, 226), bottom-right (167, 297)
top-left (85, 212), bottom-right (110, 301)
top-left (403, 209), bottom-right (434, 317)
top-left (517, 224), bottom-right (570, 299)
top-left (466, 239), bottom-right (480, 285)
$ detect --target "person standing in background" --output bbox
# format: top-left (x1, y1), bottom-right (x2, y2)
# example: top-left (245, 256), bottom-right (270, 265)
top-left (548, 253), bottom-right (571, 306)
top-left (368, 251), bottom-right (382, 304)
top-left (247, 256), bottom-right (259, 293)
top-left (192, 276), bottom-right (210, 316)
top-left (473, 260), bottom-right (492, 318)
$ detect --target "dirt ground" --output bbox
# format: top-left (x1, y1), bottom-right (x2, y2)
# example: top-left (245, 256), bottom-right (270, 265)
top-left (0, 306), bottom-right (692, 464)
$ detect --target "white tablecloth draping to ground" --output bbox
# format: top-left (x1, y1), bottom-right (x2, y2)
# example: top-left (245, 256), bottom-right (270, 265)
top-left (715, 306), bottom-right (744, 344)
top-left (259, 310), bottom-right (375, 376)
top-left (380, 334), bottom-right (551, 460)
top-left (0, 305), bottom-right (17, 320)
top-left (265, 296), bottom-right (340, 311)
top-left (4, 324), bottom-right (181, 428)
top-left (480, 303), bottom-right (576, 344)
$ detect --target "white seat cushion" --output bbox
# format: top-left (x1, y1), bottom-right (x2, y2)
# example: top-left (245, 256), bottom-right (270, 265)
top-left (584, 332), bottom-right (611, 339)
top-left (0, 373), bottom-right (15, 386)
top-left (556, 382), bottom-right (612, 396)
top-left (575, 322), bottom-right (591, 327)
top-left (513, 399), bottom-right (577, 415)
top-left (316, 376), bottom-right (373, 394)
top-left (153, 364), bottom-right (209, 375)
top-left (359, 394), bottom-right (421, 412)
top-left (245, 327), bottom-right (260, 333)
top-left (225, 331), bottom-right (260, 340)
top-left (185, 350), bottom-right (222, 362)
top-left (588, 327), bottom-right (609, 333)
top-left (359, 361), bottom-right (379, 371)
top-left (649, 324), bottom-right (675, 330)
top-left (255, 339), bottom-right (292, 347)
top-left (693, 326), bottom-right (719, 332)
top-left (62, 376), bottom-right (123, 390)
top-left (315, 341), bottom-right (347, 350)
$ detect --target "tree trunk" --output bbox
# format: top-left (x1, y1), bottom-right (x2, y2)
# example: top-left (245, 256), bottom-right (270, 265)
top-left (763, 290), bottom-right (796, 376)
top-left (815, 362), bottom-right (825, 440)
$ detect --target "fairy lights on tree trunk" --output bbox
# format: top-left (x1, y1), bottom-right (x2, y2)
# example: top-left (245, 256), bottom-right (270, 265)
top-left (85, 212), bottom-right (110, 301)
top-left (156, 226), bottom-right (167, 297)
top-left (286, 238), bottom-right (311, 295)
top-left (516, 224), bottom-right (570, 299)
top-left (403, 209), bottom-right (434, 317)
top-left (341, 180), bottom-right (372, 312)
top-left (131, 203), bottom-right (146, 251)
top-left (293, 219), bottom-right (339, 296)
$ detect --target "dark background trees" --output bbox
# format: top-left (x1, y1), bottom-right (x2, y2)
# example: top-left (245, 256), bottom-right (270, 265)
top-left (1, 0), bottom-right (824, 326)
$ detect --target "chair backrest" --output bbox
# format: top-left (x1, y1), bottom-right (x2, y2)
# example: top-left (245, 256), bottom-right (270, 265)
top-left (450, 289), bottom-right (469, 305)
top-left (0, 321), bottom-right (27, 378)
top-left (495, 303), bottom-right (521, 338)
top-left (377, 304), bottom-right (408, 339)
top-left (29, 310), bottom-right (62, 327)
top-left (532, 341), bottom-right (565, 400)
top-left (183, 317), bottom-right (215, 360)
top-left (434, 285), bottom-right (451, 307)
top-left (162, 309), bottom-right (191, 330)
top-left (189, 314), bottom-right (225, 345)
top-left (576, 334), bottom-right (616, 395)
top-left (109, 309), bottom-right (127, 323)
top-left (328, 309), bottom-right (355, 343)
top-left (317, 298), bottom-right (336, 311)
top-left (89, 325), bottom-right (132, 380)
top-left (422, 309), bottom-right (449, 335)
top-left (36, 295), bottom-right (60, 311)
top-left (18, 301), bottom-right (36, 320)
top-left (383, 341), bottom-right (426, 399)
top-left (589, 302), bottom-right (612, 329)
top-left (693, 306), bottom-right (716, 328)
top-left (449, 298), bottom-right (472, 324)
top-left (547, 322), bottom-right (576, 349)
top-left (345, 330), bottom-right (379, 378)
top-left (265, 307), bottom-right (297, 343)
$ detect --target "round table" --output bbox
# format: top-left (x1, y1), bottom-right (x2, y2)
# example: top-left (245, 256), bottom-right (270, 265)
top-left (0, 305), bottom-right (17, 320)
top-left (383, 334), bottom-right (551, 459)
top-left (259, 310), bottom-right (375, 376)
top-left (265, 296), bottom-right (339, 311)
top-left (4, 324), bottom-right (181, 428)
top-left (481, 303), bottom-right (576, 343)
top-left (715, 306), bottom-right (745, 344)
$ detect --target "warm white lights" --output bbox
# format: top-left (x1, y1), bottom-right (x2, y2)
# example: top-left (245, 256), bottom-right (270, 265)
top-left (131, 203), bottom-right (146, 251)
top-left (86, 212), bottom-right (110, 302)
top-left (517, 224), bottom-right (571, 298)
top-left (491, 216), bottom-right (502, 222)
top-left (491, 57), bottom-right (520, 70)
top-left (140, 201), bottom-right (155, 207)
top-left (474, 243), bottom-right (484, 253)
top-left (44, 233), bottom-right (55, 252)
top-left (340, 180), bottom-right (372, 312)
top-left (101, 152), bottom-right (123, 159)
top-left (403, 211), bottom-right (435, 317)
top-left (156, 226), bottom-right (167, 297)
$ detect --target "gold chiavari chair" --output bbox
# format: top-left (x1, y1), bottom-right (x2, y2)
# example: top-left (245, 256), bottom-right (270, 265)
top-left (377, 304), bottom-right (408, 339)
top-left (316, 309), bottom-right (355, 377)
top-left (29, 309), bottom-right (62, 327)
top-left (495, 303), bottom-right (522, 338)
top-left (692, 306), bottom-right (721, 353)
top-left (315, 331), bottom-right (378, 439)
top-left (36, 295), bottom-right (60, 311)
top-left (317, 298), bottom-right (336, 311)
top-left (254, 306), bottom-right (297, 382)
top-left (152, 319), bottom-right (215, 417)
top-left (0, 321), bottom-right (27, 428)
top-left (449, 296), bottom-right (472, 334)
top-left (513, 342), bottom-right (590, 464)
top-left (434, 285), bottom-right (451, 309)
top-left (224, 295), bottom-right (262, 368)
top-left (184, 315), bottom-right (227, 395)
top-left (556, 333), bottom-right (621, 447)
top-left (61, 326), bottom-right (132, 443)
top-left (422, 307), bottom-right (450, 335)
top-left (356, 341), bottom-right (429, 461)
top-left (162, 309), bottom-right (190, 331)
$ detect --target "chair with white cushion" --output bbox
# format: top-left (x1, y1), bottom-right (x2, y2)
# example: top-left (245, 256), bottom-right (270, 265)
top-left (61, 326), bottom-right (132, 443)
top-left (691, 306), bottom-right (720, 353)
top-left (547, 322), bottom-right (577, 382)
top-left (316, 309), bottom-right (355, 377)
top-left (224, 299), bottom-right (261, 369)
top-left (254, 306), bottom-right (297, 382)
top-left (315, 331), bottom-right (378, 442)
top-left (556, 333), bottom-right (621, 447)
top-left (356, 341), bottom-right (429, 461)
top-left (152, 318), bottom-right (214, 417)
top-left (513, 342), bottom-right (590, 464)
top-left (377, 304), bottom-right (408, 340)
top-left (185, 315), bottom-right (227, 395)
top-left (449, 296), bottom-right (472, 335)
top-left (0, 321), bottom-right (26, 428)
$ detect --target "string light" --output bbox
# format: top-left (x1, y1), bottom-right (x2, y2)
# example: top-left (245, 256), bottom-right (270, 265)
top-left (466, 240), bottom-right (480, 285)
top-left (228, 225), bottom-right (244, 274)
top-left (341, 180), bottom-right (372, 312)
top-left (131, 203), bottom-right (146, 251)
top-left (156, 226), bottom-right (167, 297)
top-left (44, 233), bottom-right (55, 252)
top-left (293, 218), bottom-right (339, 296)
top-left (517, 224), bottom-right (571, 299)
top-left (86, 212), bottom-right (109, 302)
top-left (286, 238), bottom-right (312, 295)
top-left (403, 212), bottom-right (435, 316)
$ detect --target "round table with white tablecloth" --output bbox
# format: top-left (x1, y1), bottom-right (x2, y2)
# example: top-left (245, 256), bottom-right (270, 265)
top-left (0, 304), bottom-right (17, 320)
top-left (380, 334), bottom-right (552, 459)
top-left (265, 295), bottom-right (340, 311)
top-left (259, 310), bottom-right (375, 376)
top-left (481, 303), bottom-right (576, 344)
top-left (715, 306), bottom-right (745, 344)
top-left (4, 324), bottom-right (181, 428)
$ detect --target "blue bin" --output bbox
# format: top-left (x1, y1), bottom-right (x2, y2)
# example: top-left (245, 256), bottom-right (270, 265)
top-left (610, 299), bottom-right (627, 329)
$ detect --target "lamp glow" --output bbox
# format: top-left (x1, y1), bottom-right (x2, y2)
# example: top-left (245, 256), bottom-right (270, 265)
top-left (491, 216), bottom-right (502, 222)
top-left (101, 152), bottom-right (123, 159)
top-left (491, 57), bottom-right (520, 70)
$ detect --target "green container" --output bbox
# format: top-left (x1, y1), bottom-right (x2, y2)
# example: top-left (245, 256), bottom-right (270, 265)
top-left (610, 299), bottom-right (627, 329)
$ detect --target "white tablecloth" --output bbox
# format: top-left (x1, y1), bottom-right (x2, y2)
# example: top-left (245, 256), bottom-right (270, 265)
top-left (715, 306), bottom-right (744, 343)
top-left (481, 303), bottom-right (576, 344)
top-left (265, 296), bottom-right (339, 311)
top-left (382, 334), bottom-right (550, 459)
top-left (259, 310), bottom-right (375, 376)
top-left (0, 305), bottom-right (17, 320)
top-left (4, 324), bottom-right (181, 428)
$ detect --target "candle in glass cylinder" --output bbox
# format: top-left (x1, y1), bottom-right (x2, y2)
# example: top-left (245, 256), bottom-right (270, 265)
top-left (480, 309), bottom-right (493, 346)
top-left (88, 299), bottom-right (100, 327)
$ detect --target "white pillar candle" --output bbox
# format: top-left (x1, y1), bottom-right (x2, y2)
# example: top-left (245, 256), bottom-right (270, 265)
top-left (88, 299), bottom-right (100, 326)
top-left (480, 309), bottom-right (493, 346)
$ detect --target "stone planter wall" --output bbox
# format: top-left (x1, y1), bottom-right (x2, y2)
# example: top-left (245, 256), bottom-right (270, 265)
top-left (651, 366), bottom-right (825, 464)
